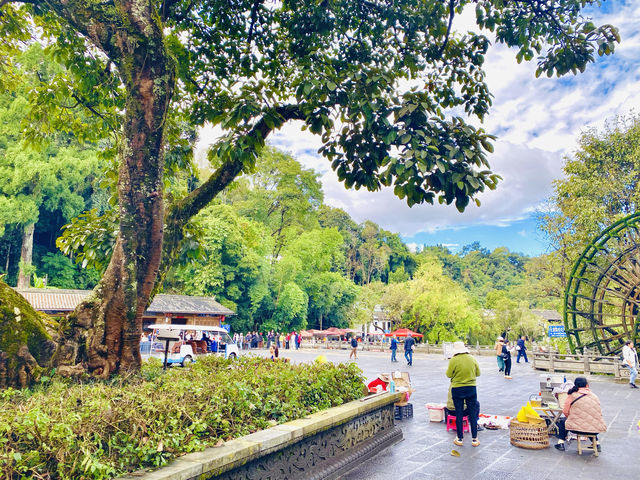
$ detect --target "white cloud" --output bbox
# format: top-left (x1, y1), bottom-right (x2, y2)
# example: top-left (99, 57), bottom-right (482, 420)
top-left (405, 242), bottom-right (420, 253)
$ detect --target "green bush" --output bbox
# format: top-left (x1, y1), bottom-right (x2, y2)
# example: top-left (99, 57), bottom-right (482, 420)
top-left (0, 356), bottom-right (365, 479)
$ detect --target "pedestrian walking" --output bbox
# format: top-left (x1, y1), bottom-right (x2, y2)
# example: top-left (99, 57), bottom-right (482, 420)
top-left (404, 333), bottom-right (415, 366)
top-left (349, 336), bottom-right (358, 360)
top-left (502, 341), bottom-right (514, 379)
top-left (622, 340), bottom-right (638, 389)
top-left (516, 336), bottom-right (528, 363)
top-left (390, 335), bottom-right (398, 362)
top-left (446, 341), bottom-right (481, 447)
top-left (494, 337), bottom-right (505, 372)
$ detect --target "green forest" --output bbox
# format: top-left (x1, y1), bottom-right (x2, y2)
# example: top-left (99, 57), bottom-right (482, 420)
top-left (2, 45), bottom-right (638, 345)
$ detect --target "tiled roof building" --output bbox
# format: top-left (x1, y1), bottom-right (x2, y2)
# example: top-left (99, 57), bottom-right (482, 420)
top-left (15, 288), bottom-right (235, 327)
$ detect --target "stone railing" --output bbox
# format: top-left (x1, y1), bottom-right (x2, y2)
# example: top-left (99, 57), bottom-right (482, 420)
top-left (532, 351), bottom-right (630, 380)
top-left (120, 392), bottom-right (403, 480)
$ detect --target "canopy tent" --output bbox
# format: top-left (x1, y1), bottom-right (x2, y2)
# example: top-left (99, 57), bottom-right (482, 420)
top-left (367, 331), bottom-right (386, 336)
top-left (308, 329), bottom-right (325, 336)
top-left (384, 328), bottom-right (424, 338)
top-left (299, 330), bottom-right (314, 338)
top-left (321, 327), bottom-right (346, 336)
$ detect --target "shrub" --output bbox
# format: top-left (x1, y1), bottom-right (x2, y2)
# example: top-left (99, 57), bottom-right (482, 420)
top-left (0, 356), bottom-right (365, 479)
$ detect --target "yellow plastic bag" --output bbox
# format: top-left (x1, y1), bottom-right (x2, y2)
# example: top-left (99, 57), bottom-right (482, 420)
top-left (516, 407), bottom-right (528, 423)
top-left (524, 404), bottom-right (543, 423)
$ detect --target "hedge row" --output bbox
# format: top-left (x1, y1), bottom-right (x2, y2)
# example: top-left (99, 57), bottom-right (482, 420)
top-left (0, 356), bottom-right (365, 479)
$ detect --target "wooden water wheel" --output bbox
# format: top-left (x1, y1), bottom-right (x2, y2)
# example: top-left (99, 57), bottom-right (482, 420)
top-left (564, 213), bottom-right (640, 355)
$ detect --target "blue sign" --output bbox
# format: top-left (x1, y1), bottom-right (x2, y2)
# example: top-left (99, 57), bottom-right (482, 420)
top-left (548, 325), bottom-right (566, 338)
top-left (220, 323), bottom-right (231, 332)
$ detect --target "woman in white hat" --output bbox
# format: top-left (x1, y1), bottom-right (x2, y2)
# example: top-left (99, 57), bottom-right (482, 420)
top-left (446, 341), bottom-right (481, 447)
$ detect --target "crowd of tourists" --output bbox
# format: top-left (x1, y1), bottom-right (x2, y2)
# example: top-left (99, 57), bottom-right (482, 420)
top-left (232, 331), bottom-right (302, 351)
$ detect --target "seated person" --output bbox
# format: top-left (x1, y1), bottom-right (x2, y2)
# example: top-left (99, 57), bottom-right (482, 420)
top-left (554, 377), bottom-right (606, 451)
top-left (446, 385), bottom-right (484, 431)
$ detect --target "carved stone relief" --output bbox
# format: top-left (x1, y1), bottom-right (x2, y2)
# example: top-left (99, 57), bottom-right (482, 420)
top-left (214, 404), bottom-right (398, 480)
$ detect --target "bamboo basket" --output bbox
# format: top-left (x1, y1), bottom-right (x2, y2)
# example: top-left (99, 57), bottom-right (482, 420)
top-left (509, 419), bottom-right (549, 449)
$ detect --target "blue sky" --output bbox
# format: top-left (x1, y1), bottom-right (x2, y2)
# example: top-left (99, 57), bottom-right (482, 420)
top-left (403, 216), bottom-right (548, 257)
top-left (199, 0), bottom-right (640, 257)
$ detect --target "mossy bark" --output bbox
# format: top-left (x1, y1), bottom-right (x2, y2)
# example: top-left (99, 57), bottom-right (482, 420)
top-left (33, 0), bottom-right (176, 379)
top-left (0, 280), bottom-right (57, 388)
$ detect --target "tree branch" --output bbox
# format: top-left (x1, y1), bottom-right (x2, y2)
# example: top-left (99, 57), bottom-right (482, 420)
top-left (71, 92), bottom-right (117, 133)
top-left (156, 104), bottom-right (307, 288)
top-left (246, 0), bottom-right (264, 48)
top-left (435, 0), bottom-right (456, 59)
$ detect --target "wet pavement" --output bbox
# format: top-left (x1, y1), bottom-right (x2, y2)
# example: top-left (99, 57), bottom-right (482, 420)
top-left (243, 346), bottom-right (640, 480)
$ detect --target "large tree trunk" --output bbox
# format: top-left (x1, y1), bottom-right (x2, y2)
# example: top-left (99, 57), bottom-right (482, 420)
top-left (16, 222), bottom-right (35, 288)
top-left (42, 0), bottom-right (175, 378)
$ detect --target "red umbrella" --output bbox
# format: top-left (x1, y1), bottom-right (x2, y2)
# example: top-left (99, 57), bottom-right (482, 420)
top-left (308, 329), bottom-right (325, 336)
top-left (299, 330), bottom-right (313, 338)
top-left (385, 328), bottom-right (424, 338)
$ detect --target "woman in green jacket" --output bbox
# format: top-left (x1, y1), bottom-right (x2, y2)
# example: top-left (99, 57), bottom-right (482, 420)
top-left (446, 341), bottom-right (481, 447)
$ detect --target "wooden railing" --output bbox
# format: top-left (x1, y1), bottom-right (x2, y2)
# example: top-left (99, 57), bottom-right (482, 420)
top-left (298, 339), bottom-right (497, 356)
top-left (532, 351), bottom-right (629, 380)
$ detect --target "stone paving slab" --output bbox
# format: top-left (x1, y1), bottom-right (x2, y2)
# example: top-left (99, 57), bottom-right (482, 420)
top-left (262, 347), bottom-right (640, 480)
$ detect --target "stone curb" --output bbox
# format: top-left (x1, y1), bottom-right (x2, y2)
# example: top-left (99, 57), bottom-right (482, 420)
top-left (119, 392), bottom-right (403, 480)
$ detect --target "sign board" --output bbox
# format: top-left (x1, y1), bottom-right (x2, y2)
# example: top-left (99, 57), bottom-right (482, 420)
top-left (548, 325), bottom-right (566, 338)
top-left (156, 329), bottom-right (180, 341)
top-left (221, 323), bottom-right (231, 332)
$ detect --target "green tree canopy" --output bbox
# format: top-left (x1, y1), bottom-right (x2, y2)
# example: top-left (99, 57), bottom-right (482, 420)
top-left (0, 0), bottom-right (619, 382)
top-left (540, 114), bottom-right (640, 284)
top-left (383, 257), bottom-right (481, 342)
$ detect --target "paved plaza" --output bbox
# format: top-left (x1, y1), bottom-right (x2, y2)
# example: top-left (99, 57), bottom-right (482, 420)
top-left (247, 347), bottom-right (640, 480)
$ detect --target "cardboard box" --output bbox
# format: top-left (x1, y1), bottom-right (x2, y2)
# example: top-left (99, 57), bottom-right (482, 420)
top-left (392, 371), bottom-right (414, 406)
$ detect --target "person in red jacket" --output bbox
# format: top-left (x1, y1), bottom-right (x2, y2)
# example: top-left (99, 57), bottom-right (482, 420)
top-left (554, 377), bottom-right (607, 452)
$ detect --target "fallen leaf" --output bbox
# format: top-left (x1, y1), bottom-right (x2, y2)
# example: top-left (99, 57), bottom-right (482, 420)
top-left (451, 450), bottom-right (460, 457)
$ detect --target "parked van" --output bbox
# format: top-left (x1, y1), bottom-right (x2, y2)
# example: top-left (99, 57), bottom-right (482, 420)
top-left (143, 324), bottom-right (239, 366)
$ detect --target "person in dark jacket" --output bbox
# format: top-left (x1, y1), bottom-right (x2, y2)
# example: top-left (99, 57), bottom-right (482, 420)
top-left (516, 336), bottom-right (528, 363)
top-left (404, 334), bottom-right (415, 366)
top-left (349, 336), bottom-right (359, 360)
top-left (390, 335), bottom-right (398, 362)
top-left (502, 341), bottom-right (513, 379)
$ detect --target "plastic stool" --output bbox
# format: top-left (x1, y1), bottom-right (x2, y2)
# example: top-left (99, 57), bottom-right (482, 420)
top-left (446, 414), bottom-right (470, 433)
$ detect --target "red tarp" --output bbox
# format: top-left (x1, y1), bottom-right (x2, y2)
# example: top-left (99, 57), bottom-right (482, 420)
top-left (384, 328), bottom-right (424, 338)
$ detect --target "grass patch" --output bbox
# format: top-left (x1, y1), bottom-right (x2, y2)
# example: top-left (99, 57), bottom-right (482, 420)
top-left (0, 356), bottom-right (365, 479)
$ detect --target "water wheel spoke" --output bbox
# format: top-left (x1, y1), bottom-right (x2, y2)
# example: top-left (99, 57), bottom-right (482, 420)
top-left (566, 213), bottom-right (640, 355)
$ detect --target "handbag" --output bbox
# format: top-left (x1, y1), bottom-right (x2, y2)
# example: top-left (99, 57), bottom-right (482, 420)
top-left (516, 345), bottom-right (521, 351)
